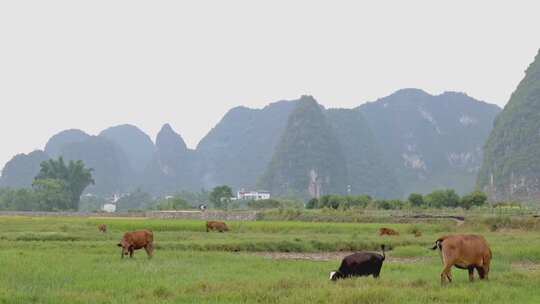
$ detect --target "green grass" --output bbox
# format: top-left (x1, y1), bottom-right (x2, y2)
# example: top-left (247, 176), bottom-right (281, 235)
top-left (1, 216), bottom-right (540, 303)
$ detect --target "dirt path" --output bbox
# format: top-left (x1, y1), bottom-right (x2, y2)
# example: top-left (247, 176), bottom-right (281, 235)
top-left (251, 252), bottom-right (431, 264)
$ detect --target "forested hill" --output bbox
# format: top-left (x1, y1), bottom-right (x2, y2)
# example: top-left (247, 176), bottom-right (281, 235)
top-left (259, 96), bottom-right (348, 198)
top-left (478, 49), bottom-right (540, 201)
top-left (326, 108), bottom-right (401, 198)
top-left (1, 91), bottom-right (500, 199)
top-left (359, 89), bottom-right (500, 196)
top-left (196, 100), bottom-right (297, 191)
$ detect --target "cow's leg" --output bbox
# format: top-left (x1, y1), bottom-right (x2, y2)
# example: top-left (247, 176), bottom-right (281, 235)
top-left (121, 250), bottom-right (124, 259)
top-left (129, 248), bottom-right (134, 258)
top-left (482, 258), bottom-right (491, 280)
top-left (477, 267), bottom-right (486, 280)
top-left (468, 267), bottom-right (475, 282)
top-left (145, 243), bottom-right (154, 259)
top-left (441, 264), bottom-right (453, 285)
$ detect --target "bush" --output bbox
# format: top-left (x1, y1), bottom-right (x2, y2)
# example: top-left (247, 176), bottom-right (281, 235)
top-left (484, 216), bottom-right (539, 231)
top-left (156, 197), bottom-right (192, 210)
top-left (315, 195), bottom-right (372, 210)
top-left (319, 195), bottom-right (344, 209)
top-left (306, 198), bottom-right (319, 209)
top-left (247, 199), bottom-right (282, 209)
top-left (425, 189), bottom-right (460, 208)
top-left (375, 199), bottom-right (405, 210)
top-left (460, 191), bottom-right (487, 209)
top-left (408, 193), bottom-right (424, 207)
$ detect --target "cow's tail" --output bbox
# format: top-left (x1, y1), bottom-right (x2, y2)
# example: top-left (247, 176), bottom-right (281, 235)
top-left (380, 244), bottom-right (386, 260)
top-left (431, 238), bottom-right (444, 251)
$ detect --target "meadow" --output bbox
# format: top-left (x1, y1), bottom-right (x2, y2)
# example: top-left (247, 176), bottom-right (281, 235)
top-left (1, 215), bottom-right (540, 303)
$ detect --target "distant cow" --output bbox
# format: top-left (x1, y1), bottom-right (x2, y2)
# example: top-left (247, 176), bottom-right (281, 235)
top-left (98, 224), bottom-right (107, 233)
top-left (431, 234), bottom-right (492, 284)
top-left (206, 221), bottom-right (229, 232)
top-left (330, 245), bottom-right (386, 281)
top-left (414, 231), bottom-right (422, 237)
top-left (379, 228), bottom-right (399, 236)
top-left (117, 230), bottom-right (154, 259)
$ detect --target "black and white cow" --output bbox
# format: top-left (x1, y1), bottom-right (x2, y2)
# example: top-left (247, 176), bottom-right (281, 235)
top-left (330, 245), bottom-right (386, 280)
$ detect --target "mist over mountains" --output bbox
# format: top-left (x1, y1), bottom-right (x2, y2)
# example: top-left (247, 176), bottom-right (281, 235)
top-left (0, 89), bottom-right (500, 199)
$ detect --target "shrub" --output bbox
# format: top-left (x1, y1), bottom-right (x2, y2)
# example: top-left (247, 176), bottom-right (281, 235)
top-left (460, 191), bottom-right (487, 209)
top-left (425, 189), bottom-right (460, 208)
top-left (408, 193), bottom-right (425, 207)
top-left (306, 198), bottom-right (319, 209)
top-left (156, 197), bottom-right (192, 210)
top-left (484, 216), bottom-right (539, 231)
top-left (375, 199), bottom-right (405, 210)
top-left (247, 199), bottom-right (282, 209)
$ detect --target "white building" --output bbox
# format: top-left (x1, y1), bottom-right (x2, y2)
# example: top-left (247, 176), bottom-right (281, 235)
top-left (236, 190), bottom-right (270, 201)
top-left (100, 193), bottom-right (124, 213)
top-left (102, 203), bottom-right (116, 213)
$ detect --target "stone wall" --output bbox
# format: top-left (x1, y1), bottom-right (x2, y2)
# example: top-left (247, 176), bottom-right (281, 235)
top-left (0, 210), bottom-right (258, 221)
top-left (146, 211), bottom-right (258, 221)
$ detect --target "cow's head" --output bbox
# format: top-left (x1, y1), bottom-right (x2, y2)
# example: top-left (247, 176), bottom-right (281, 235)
top-left (329, 271), bottom-right (343, 281)
top-left (117, 239), bottom-right (133, 257)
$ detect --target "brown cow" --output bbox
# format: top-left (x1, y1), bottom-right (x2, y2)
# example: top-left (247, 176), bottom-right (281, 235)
top-left (414, 231), bottom-right (422, 238)
top-left (431, 234), bottom-right (492, 284)
top-left (206, 221), bottom-right (229, 232)
top-left (117, 230), bottom-right (154, 259)
top-left (379, 228), bottom-right (399, 236)
top-left (98, 224), bottom-right (107, 233)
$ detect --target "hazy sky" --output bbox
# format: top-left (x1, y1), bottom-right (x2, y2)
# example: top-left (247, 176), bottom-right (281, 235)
top-left (0, 1), bottom-right (539, 170)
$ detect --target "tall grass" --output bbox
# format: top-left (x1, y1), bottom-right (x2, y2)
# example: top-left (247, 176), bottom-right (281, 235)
top-left (1, 216), bottom-right (540, 303)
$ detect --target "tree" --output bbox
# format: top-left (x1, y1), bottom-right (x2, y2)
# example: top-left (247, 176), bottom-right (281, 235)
top-left (306, 198), bottom-right (319, 209)
top-left (348, 195), bottom-right (372, 208)
top-left (247, 199), bottom-right (282, 210)
top-left (425, 189), bottom-right (460, 208)
top-left (375, 199), bottom-right (404, 210)
top-left (32, 178), bottom-right (71, 211)
top-left (209, 185), bottom-right (234, 209)
top-left (408, 193), bottom-right (425, 207)
top-left (156, 196), bottom-right (192, 210)
top-left (460, 191), bottom-right (488, 209)
top-left (116, 189), bottom-right (153, 211)
top-left (35, 157), bottom-right (94, 210)
top-left (0, 188), bottom-right (38, 211)
top-left (79, 195), bottom-right (108, 212)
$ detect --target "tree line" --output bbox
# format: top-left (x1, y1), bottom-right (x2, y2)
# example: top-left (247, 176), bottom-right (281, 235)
top-left (306, 189), bottom-right (488, 210)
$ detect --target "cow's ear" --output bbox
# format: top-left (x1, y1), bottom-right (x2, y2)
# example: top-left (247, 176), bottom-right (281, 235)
top-left (117, 243), bottom-right (122, 247)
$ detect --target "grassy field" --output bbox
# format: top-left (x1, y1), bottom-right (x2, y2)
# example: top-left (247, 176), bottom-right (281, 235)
top-left (1, 216), bottom-right (540, 303)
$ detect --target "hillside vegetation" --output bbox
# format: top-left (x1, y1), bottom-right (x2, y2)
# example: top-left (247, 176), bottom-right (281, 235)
top-left (478, 50), bottom-right (540, 201)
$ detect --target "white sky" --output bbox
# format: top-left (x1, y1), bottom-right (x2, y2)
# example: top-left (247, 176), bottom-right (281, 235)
top-left (0, 1), bottom-right (539, 169)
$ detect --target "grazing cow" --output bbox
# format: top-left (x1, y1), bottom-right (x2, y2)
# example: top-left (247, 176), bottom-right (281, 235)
top-left (98, 224), bottom-right (107, 233)
top-left (431, 234), bottom-right (492, 284)
top-left (414, 231), bottom-right (422, 237)
top-left (379, 227), bottom-right (399, 236)
top-left (206, 221), bottom-right (229, 232)
top-left (117, 230), bottom-right (154, 259)
top-left (330, 245), bottom-right (386, 281)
